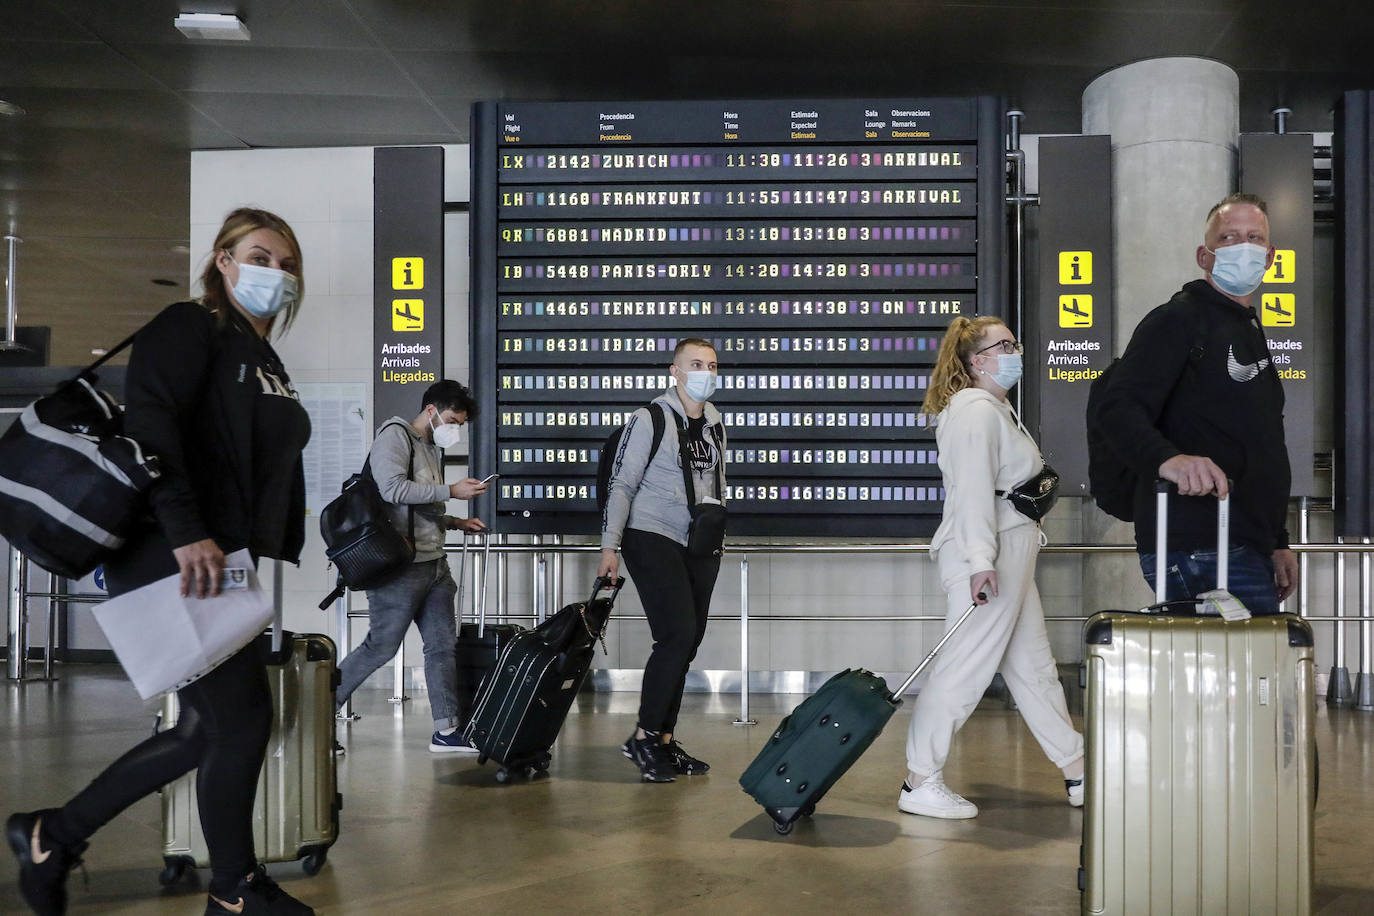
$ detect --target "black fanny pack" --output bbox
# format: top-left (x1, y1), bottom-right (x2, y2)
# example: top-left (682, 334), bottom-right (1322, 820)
top-left (676, 415), bottom-right (728, 558)
top-left (996, 464), bottom-right (1060, 522)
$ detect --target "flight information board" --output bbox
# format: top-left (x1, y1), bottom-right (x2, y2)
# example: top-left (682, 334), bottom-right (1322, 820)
top-left (470, 98), bottom-right (1005, 536)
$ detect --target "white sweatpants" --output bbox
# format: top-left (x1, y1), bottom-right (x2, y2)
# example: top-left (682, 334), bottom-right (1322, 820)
top-left (905, 523), bottom-right (1084, 779)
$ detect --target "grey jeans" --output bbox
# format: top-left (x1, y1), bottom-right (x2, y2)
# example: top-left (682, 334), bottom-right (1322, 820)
top-left (336, 557), bottom-right (459, 730)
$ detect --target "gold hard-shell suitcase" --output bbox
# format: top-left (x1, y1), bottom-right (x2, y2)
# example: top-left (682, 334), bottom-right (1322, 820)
top-left (1080, 485), bottom-right (1315, 915)
top-left (157, 632), bottom-right (341, 884)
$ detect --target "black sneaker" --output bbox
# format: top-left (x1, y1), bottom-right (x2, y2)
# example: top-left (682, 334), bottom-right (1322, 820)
top-left (620, 732), bottom-right (676, 783)
top-left (6, 809), bottom-right (86, 916)
top-left (205, 864), bottom-right (314, 915)
top-left (663, 739), bottom-right (710, 775)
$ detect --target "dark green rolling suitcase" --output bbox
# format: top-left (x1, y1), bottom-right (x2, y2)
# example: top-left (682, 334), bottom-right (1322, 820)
top-left (740, 598), bottom-right (982, 835)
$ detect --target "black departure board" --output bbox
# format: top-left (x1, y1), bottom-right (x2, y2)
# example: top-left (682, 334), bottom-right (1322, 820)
top-left (470, 98), bottom-right (1006, 536)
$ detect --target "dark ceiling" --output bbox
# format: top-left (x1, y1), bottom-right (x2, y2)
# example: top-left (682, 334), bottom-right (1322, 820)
top-left (2, 0), bottom-right (1371, 365)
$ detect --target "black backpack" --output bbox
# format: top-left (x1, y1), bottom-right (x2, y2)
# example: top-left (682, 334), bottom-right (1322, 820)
top-left (1084, 361), bottom-right (1136, 521)
top-left (596, 403), bottom-right (668, 514)
top-left (317, 421), bottom-right (416, 608)
top-left (1085, 321), bottom-right (1207, 522)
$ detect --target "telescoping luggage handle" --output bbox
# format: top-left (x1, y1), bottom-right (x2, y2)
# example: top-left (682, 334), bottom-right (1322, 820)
top-left (1153, 479), bottom-right (1229, 604)
top-left (579, 575), bottom-right (626, 655)
top-left (892, 594), bottom-right (984, 698)
top-left (455, 530), bottom-right (493, 637)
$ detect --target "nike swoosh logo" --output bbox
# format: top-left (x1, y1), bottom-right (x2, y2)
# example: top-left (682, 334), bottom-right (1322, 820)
top-left (210, 895), bottom-right (246, 914)
top-left (30, 823), bottom-right (50, 865)
top-left (1227, 345), bottom-right (1270, 383)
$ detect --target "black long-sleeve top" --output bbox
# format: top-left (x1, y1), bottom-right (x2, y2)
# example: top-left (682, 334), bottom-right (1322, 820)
top-left (123, 301), bottom-right (310, 562)
top-left (1097, 279), bottom-right (1291, 556)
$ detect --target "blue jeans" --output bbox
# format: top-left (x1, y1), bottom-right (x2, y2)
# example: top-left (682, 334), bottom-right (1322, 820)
top-left (1139, 546), bottom-right (1280, 616)
top-left (336, 557), bottom-right (459, 729)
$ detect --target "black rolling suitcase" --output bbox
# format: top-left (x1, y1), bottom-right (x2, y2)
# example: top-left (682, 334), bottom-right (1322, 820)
top-left (452, 532), bottom-right (523, 727)
top-left (740, 597), bottom-right (983, 835)
top-left (464, 576), bottom-right (625, 782)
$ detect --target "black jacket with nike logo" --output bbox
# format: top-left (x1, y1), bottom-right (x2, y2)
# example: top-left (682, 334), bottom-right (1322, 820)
top-left (1098, 279), bottom-right (1291, 556)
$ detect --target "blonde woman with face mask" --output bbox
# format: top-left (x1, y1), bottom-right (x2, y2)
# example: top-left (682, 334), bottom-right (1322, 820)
top-left (7, 209), bottom-right (317, 915)
top-left (897, 316), bottom-right (1085, 820)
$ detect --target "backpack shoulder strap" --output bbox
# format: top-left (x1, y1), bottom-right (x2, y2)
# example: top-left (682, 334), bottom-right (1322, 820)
top-left (363, 419), bottom-right (417, 537)
top-left (647, 402), bottom-right (668, 465)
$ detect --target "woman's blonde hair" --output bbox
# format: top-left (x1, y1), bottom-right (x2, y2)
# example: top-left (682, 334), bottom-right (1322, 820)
top-left (198, 207), bottom-right (304, 336)
top-left (920, 315), bottom-right (1006, 415)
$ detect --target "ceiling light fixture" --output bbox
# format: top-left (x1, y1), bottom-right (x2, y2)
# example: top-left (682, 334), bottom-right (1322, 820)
top-left (0, 100), bottom-right (26, 118)
top-left (173, 13), bottom-right (251, 41)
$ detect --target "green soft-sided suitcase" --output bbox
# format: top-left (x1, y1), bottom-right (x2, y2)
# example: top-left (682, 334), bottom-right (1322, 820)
top-left (740, 668), bottom-right (899, 834)
top-left (157, 632), bottom-right (341, 885)
top-left (741, 599), bottom-right (982, 835)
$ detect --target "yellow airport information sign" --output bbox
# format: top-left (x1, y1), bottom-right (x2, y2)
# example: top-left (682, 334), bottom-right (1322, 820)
top-left (1058, 250), bottom-right (1092, 284)
top-left (392, 256), bottom-right (424, 290)
top-left (392, 299), bottom-right (424, 331)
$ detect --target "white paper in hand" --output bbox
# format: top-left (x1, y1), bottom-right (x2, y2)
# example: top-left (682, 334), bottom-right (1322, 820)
top-left (92, 549), bottom-right (273, 699)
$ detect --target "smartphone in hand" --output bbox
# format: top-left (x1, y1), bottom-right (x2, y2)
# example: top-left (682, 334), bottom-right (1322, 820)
top-left (478, 473), bottom-right (499, 485)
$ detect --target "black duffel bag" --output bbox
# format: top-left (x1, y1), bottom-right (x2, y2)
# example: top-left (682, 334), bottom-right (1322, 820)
top-left (0, 335), bottom-right (162, 578)
top-left (317, 424), bottom-right (415, 608)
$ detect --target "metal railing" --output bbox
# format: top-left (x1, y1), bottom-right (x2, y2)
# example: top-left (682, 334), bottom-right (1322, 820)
top-left (10, 539), bottom-right (1374, 725)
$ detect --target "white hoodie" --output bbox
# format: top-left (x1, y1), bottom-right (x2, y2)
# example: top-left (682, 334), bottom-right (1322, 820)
top-left (928, 387), bottom-right (1043, 585)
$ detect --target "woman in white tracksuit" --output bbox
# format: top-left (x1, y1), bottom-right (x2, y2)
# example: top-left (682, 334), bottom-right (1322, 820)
top-left (898, 315), bottom-right (1086, 819)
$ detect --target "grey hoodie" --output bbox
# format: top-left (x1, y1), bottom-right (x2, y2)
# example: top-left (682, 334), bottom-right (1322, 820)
top-left (601, 387), bottom-right (727, 551)
top-left (369, 417), bottom-right (449, 562)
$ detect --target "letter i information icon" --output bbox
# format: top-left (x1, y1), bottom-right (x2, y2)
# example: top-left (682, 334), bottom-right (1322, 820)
top-left (392, 257), bottom-right (424, 331)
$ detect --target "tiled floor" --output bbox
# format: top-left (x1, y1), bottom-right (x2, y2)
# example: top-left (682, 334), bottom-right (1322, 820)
top-left (3, 667), bottom-right (1373, 914)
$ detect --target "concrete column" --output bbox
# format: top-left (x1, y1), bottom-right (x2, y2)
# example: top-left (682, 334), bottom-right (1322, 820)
top-left (1081, 57), bottom-right (1239, 615)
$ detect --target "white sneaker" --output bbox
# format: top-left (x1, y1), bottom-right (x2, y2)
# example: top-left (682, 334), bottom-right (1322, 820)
top-left (1066, 779), bottom-right (1084, 807)
top-left (897, 772), bottom-right (978, 819)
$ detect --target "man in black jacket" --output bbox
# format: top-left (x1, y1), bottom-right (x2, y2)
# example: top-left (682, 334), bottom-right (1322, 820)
top-left (1098, 192), bottom-right (1297, 614)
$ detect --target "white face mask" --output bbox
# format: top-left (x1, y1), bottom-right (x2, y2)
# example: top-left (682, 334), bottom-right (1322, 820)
top-left (430, 413), bottom-right (462, 449)
top-left (229, 261), bottom-right (297, 319)
top-left (679, 369), bottom-right (718, 402)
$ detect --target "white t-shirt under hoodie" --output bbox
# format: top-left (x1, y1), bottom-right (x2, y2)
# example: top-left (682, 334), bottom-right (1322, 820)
top-left (928, 387), bottom-right (1044, 586)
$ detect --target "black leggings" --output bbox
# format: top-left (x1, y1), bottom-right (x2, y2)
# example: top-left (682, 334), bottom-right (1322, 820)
top-left (46, 530), bottom-right (271, 895)
top-left (620, 528), bottom-right (720, 733)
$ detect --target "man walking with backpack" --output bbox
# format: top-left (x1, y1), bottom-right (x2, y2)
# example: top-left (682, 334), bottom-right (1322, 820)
top-left (1094, 193), bottom-right (1297, 614)
top-left (335, 380), bottom-right (490, 751)
top-left (598, 339), bottom-right (726, 782)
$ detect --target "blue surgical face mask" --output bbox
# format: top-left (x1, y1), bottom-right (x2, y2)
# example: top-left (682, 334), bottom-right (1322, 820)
top-left (230, 261), bottom-right (298, 319)
top-left (980, 353), bottom-right (1023, 390)
top-left (1207, 242), bottom-right (1269, 296)
top-left (681, 369), bottom-right (717, 402)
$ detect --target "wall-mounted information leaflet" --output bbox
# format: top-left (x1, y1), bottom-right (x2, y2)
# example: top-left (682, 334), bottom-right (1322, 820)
top-left (471, 98), bottom-right (1006, 536)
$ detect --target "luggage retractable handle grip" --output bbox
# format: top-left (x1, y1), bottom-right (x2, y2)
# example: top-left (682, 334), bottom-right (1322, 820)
top-left (894, 595), bottom-right (984, 698)
top-left (456, 530), bottom-right (494, 637)
top-left (1154, 478), bottom-right (1230, 604)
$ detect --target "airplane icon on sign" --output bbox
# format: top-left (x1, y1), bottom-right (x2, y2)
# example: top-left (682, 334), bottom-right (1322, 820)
top-left (392, 299), bottom-right (424, 331)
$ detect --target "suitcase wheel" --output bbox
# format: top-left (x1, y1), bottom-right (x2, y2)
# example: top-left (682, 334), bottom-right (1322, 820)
top-left (494, 767), bottom-right (512, 784)
top-left (773, 820), bottom-right (794, 836)
top-left (301, 846), bottom-right (328, 876)
top-left (158, 855), bottom-right (195, 887)
top-left (800, 803), bottom-right (816, 818)
top-left (532, 758), bottom-right (550, 774)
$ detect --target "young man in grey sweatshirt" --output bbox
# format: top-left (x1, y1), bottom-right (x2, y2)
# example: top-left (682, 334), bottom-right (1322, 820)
top-left (598, 339), bottom-right (727, 782)
top-left (335, 380), bottom-right (489, 752)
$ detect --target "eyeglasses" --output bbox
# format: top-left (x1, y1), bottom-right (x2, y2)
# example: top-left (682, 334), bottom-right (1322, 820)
top-left (975, 339), bottom-right (1023, 356)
